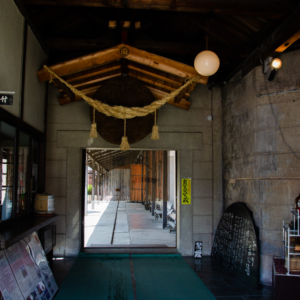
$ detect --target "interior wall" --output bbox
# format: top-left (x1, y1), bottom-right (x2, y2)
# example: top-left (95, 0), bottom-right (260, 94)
top-left (0, 0), bottom-right (24, 117)
top-left (45, 82), bottom-right (222, 257)
top-left (23, 27), bottom-right (48, 132)
top-left (222, 49), bottom-right (300, 285)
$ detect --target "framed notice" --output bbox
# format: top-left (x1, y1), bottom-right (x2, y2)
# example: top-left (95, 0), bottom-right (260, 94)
top-left (181, 178), bottom-right (191, 205)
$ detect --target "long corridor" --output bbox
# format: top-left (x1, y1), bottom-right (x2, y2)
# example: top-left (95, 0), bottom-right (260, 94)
top-left (84, 201), bottom-right (176, 247)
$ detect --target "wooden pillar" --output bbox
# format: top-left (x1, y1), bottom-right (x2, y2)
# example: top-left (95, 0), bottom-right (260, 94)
top-left (145, 151), bottom-right (149, 209)
top-left (141, 152), bottom-right (144, 205)
top-left (92, 161), bottom-right (95, 209)
top-left (84, 154), bottom-right (88, 216)
top-left (163, 151), bottom-right (168, 228)
top-left (97, 165), bottom-right (100, 201)
top-left (151, 151), bottom-right (156, 216)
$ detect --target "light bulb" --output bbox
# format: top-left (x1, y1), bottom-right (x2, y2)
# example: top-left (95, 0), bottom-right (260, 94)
top-left (194, 50), bottom-right (220, 76)
top-left (271, 58), bottom-right (282, 70)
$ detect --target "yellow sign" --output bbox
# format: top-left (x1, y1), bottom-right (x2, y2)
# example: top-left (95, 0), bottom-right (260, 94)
top-left (181, 178), bottom-right (191, 205)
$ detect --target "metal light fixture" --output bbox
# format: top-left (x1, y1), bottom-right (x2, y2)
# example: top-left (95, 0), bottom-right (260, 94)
top-left (263, 57), bottom-right (282, 81)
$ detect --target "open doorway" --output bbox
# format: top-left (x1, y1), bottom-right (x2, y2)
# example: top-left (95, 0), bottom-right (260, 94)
top-left (82, 150), bottom-right (177, 248)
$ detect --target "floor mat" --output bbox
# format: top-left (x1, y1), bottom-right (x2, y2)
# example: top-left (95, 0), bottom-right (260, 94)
top-left (54, 254), bottom-right (216, 300)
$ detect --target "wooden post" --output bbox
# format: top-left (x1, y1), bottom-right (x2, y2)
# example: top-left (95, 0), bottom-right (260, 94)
top-left (85, 153), bottom-right (88, 216)
top-left (97, 165), bottom-right (100, 202)
top-left (145, 151), bottom-right (149, 209)
top-left (151, 151), bottom-right (156, 216)
top-left (163, 151), bottom-right (168, 228)
top-left (141, 152), bottom-right (144, 205)
top-left (92, 161), bottom-right (95, 209)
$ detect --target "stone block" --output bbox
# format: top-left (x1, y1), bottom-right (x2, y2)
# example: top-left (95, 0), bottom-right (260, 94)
top-left (192, 146), bottom-right (212, 163)
top-left (260, 254), bottom-right (273, 285)
top-left (192, 162), bottom-right (212, 179)
top-left (46, 141), bottom-right (67, 161)
top-left (65, 148), bottom-right (82, 256)
top-left (193, 198), bottom-right (212, 215)
top-left (234, 109), bottom-right (255, 138)
top-left (262, 205), bottom-right (291, 230)
top-left (254, 105), bottom-right (277, 130)
top-left (193, 180), bottom-right (212, 198)
top-left (53, 234), bottom-right (66, 257)
top-left (54, 197), bottom-right (66, 215)
top-left (261, 179), bottom-right (300, 206)
top-left (47, 85), bottom-right (60, 106)
top-left (180, 150), bottom-right (193, 178)
top-left (213, 202), bottom-right (223, 234)
top-left (45, 160), bottom-right (66, 178)
top-left (54, 215), bottom-right (66, 234)
top-left (45, 178), bottom-right (66, 197)
top-left (192, 233), bottom-right (212, 256)
top-left (189, 83), bottom-right (212, 110)
top-left (47, 101), bottom-right (90, 125)
top-left (261, 229), bottom-right (282, 256)
top-left (193, 216), bottom-right (213, 234)
top-left (158, 104), bottom-right (212, 128)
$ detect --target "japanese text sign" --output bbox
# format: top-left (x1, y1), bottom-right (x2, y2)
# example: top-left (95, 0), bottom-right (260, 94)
top-left (181, 178), bottom-right (191, 205)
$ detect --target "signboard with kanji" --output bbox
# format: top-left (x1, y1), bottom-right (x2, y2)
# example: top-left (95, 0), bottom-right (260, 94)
top-left (0, 93), bottom-right (13, 105)
top-left (181, 178), bottom-right (191, 205)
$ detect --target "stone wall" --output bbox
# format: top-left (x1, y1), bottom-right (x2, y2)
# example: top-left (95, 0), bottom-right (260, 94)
top-left (45, 82), bottom-right (222, 257)
top-left (222, 49), bottom-right (300, 284)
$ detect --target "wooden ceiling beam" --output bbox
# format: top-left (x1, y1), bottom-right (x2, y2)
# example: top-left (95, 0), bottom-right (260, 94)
top-left (38, 44), bottom-right (206, 84)
top-left (66, 64), bottom-right (121, 83)
top-left (38, 44), bottom-right (123, 82)
top-left (72, 72), bottom-right (122, 88)
top-left (23, 0), bottom-right (288, 18)
top-left (124, 45), bottom-right (207, 83)
top-left (145, 86), bottom-right (191, 110)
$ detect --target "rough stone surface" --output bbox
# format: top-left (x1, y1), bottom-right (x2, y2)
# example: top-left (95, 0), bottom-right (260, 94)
top-left (222, 49), bottom-right (300, 285)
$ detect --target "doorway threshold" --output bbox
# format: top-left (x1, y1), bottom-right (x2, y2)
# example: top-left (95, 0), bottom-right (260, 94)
top-left (81, 246), bottom-right (178, 254)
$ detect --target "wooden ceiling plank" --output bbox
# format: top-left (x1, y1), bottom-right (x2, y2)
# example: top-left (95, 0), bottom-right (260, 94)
top-left (128, 65), bottom-right (182, 86)
top-left (275, 28), bottom-right (300, 52)
top-left (37, 44), bottom-right (124, 82)
top-left (66, 65), bottom-right (122, 83)
top-left (24, 0), bottom-right (288, 18)
top-left (72, 72), bottom-right (122, 88)
top-left (145, 86), bottom-right (191, 110)
top-left (125, 45), bottom-right (207, 83)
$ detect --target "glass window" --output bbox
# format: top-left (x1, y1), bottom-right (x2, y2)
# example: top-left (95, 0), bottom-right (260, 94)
top-left (0, 122), bottom-right (15, 221)
top-left (17, 132), bottom-right (30, 215)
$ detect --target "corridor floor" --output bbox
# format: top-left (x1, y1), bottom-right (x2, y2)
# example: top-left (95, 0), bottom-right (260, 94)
top-left (84, 201), bottom-right (176, 247)
top-left (52, 257), bottom-right (273, 300)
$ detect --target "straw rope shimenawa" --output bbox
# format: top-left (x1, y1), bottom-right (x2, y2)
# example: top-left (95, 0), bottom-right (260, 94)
top-left (43, 65), bottom-right (199, 119)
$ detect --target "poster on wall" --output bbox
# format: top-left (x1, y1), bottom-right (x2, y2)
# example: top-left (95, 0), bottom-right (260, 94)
top-left (0, 250), bottom-right (24, 300)
top-left (4, 233), bottom-right (58, 300)
top-left (181, 178), bottom-right (191, 205)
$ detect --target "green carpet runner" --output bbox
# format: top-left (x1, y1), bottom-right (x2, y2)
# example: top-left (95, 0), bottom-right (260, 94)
top-left (55, 254), bottom-right (216, 300)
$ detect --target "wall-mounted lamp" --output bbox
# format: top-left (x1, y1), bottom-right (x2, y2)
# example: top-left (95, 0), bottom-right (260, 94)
top-left (263, 57), bottom-right (282, 81)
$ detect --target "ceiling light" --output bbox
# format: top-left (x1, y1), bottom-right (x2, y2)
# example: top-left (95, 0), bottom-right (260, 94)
top-left (263, 57), bottom-right (282, 81)
top-left (271, 58), bottom-right (282, 70)
top-left (194, 50), bottom-right (220, 76)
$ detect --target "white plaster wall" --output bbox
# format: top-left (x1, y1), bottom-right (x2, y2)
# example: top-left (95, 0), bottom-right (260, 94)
top-left (0, 0), bottom-right (24, 117)
top-left (23, 27), bottom-right (48, 132)
top-left (45, 82), bottom-right (222, 257)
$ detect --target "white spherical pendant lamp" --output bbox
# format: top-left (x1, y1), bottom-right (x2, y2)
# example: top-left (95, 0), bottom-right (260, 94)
top-left (194, 50), bottom-right (220, 76)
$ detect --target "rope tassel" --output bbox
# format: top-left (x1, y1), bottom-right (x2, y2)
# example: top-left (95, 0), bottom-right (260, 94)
top-left (120, 119), bottom-right (130, 150)
top-left (151, 110), bottom-right (159, 140)
top-left (90, 108), bottom-right (98, 138)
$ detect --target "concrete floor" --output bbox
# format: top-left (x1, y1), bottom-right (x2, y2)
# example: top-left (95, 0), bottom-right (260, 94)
top-left (84, 201), bottom-right (176, 247)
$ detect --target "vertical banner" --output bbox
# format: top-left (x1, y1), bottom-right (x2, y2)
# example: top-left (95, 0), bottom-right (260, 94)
top-left (181, 178), bottom-right (191, 205)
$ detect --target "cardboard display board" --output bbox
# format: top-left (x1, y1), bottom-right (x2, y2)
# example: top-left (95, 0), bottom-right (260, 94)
top-left (0, 232), bottom-right (58, 300)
